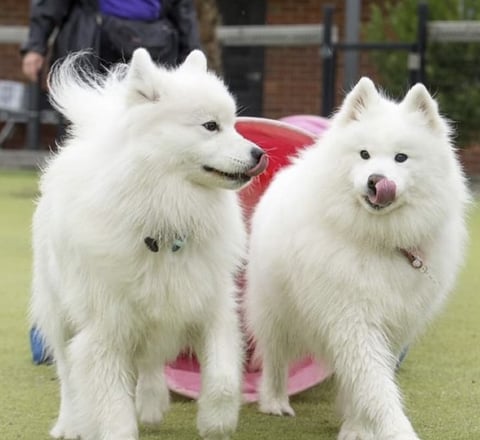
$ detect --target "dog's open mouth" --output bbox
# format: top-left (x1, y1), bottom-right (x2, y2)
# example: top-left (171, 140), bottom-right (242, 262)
top-left (203, 165), bottom-right (251, 183)
top-left (203, 155), bottom-right (268, 183)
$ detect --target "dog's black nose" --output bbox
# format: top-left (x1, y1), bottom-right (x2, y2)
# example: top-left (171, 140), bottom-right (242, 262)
top-left (245, 147), bottom-right (268, 177)
top-left (250, 147), bottom-right (265, 163)
top-left (367, 174), bottom-right (385, 193)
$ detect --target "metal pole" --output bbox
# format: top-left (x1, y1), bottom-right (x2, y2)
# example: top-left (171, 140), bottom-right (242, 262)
top-left (344, 0), bottom-right (361, 89)
top-left (321, 4), bottom-right (335, 116)
top-left (417, 2), bottom-right (428, 85)
top-left (409, 2), bottom-right (428, 86)
top-left (26, 80), bottom-right (41, 150)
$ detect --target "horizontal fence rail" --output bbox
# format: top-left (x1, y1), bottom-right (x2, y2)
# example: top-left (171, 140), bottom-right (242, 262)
top-left (1, 19), bottom-right (480, 148)
top-left (217, 24), bottom-right (337, 46)
top-left (0, 25), bottom-right (27, 44)
top-left (2, 22), bottom-right (480, 46)
top-left (429, 21), bottom-right (480, 42)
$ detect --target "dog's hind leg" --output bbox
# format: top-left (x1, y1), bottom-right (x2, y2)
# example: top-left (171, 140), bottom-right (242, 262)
top-left (257, 336), bottom-right (295, 417)
top-left (135, 361), bottom-right (170, 426)
top-left (194, 295), bottom-right (243, 440)
top-left (246, 276), bottom-right (296, 417)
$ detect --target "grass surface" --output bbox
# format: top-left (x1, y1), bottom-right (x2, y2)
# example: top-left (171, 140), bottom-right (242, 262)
top-left (0, 170), bottom-right (479, 439)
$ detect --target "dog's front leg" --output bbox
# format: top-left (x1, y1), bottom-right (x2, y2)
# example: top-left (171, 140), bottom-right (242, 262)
top-left (68, 327), bottom-right (138, 440)
top-left (333, 322), bottom-right (420, 440)
top-left (195, 298), bottom-right (244, 440)
top-left (136, 360), bottom-right (170, 426)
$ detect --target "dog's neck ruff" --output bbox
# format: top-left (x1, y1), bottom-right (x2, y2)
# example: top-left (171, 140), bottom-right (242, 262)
top-left (144, 235), bottom-right (187, 253)
top-left (399, 247), bottom-right (439, 286)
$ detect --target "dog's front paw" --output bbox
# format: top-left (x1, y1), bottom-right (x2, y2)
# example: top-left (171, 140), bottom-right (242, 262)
top-left (201, 434), bottom-right (232, 440)
top-left (197, 396), bottom-right (240, 440)
top-left (379, 424), bottom-right (420, 440)
top-left (50, 419), bottom-right (79, 439)
top-left (259, 396), bottom-right (295, 417)
top-left (197, 417), bottom-right (236, 440)
top-left (136, 387), bottom-right (170, 426)
top-left (386, 434), bottom-right (420, 440)
top-left (338, 422), bottom-right (373, 440)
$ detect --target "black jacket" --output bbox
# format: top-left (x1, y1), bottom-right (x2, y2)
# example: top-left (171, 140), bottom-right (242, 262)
top-left (21, 0), bottom-right (201, 64)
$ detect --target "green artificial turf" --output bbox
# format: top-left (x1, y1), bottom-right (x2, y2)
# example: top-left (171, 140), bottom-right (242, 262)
top-left (0, 170), bottom-right (479, 439)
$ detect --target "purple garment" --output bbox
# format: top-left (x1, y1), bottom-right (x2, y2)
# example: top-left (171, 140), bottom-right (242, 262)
top-left (100, 0), bottom-right (161, 21)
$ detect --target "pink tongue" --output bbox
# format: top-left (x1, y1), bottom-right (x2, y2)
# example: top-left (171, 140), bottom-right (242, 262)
top-left (245, 154), bottom-right (269, 177)
top-left (369, 178), bottom-right (396, 206)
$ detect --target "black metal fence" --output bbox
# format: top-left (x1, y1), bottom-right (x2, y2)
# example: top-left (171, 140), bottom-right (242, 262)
top-left (321, 2), bottom-right (429, 117)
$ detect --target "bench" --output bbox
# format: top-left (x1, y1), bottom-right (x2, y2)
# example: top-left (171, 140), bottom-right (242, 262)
top-left (0, 79), bottom-right (60, 149)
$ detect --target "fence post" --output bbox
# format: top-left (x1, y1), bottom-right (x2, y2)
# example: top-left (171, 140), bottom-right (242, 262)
top-left (321, 4), bottom-right (335, 117)
top-left (26, 80), bottom-right (41, 150)
top-left (409, 2), bottom-right (428, 86)
top-left (344, 0), bottom-right (361, 90)
top-left (417, 2), bottom-right (428, 84)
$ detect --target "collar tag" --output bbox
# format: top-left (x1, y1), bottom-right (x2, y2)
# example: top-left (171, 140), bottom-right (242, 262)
top-left (144, 236), bottom-right (159, 252)
top-left (172, 236), bottom-right (186, 252)
top-left (411, 256), bottom-right (423, 269)
top-left (144, 235), bottom-right (186, 253)
top-left (400, 248), bottom-right (423, 269)
top-left (399, 247), bottom-right (438, 285)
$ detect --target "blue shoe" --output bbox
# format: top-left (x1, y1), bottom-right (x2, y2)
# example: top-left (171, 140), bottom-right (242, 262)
top-left (30, 327), bottom-right (53, 365)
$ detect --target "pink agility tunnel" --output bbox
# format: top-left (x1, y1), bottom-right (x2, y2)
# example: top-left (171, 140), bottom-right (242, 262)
top-left (165, 115), bottom-right (332, 402)
top-left (280, 114), bottom-right (331, 136)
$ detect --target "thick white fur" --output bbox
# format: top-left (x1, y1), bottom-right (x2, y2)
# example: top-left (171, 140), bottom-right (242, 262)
top-left (245, 77), bottom-right (470, 439)
top-left (32, 49), bottom-right (260, 440)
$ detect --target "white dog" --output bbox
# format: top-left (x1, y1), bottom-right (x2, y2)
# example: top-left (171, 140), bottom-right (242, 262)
top-left (245, 78), bottom-right (470, 439)
top-left (31, 49), bottom-right (267, 440)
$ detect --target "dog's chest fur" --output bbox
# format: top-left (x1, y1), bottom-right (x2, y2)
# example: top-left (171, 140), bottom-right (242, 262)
top-left (45, 170), bottom-right (246, 336)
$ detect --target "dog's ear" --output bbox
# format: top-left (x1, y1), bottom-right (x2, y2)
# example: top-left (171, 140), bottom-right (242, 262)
top-left (335, 77), bottom-right (378, 125)
top-left (126, 48), bottom-right (160, 105)
top-left (180, 50), bottom-right (207, 73)
top-left (402, 83), bottom-right (446, 133)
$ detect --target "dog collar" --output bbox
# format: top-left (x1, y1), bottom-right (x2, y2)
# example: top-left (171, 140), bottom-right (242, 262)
top-left (399, 247), bottom-right (439, 286)
top-left (144, 235), bottom-right (186, 253)
top-left (399, 248), bottom-right (424, 269)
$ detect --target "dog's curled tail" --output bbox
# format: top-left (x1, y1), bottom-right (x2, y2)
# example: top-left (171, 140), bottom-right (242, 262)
top-left (48, 52), bottom-right (127, 131)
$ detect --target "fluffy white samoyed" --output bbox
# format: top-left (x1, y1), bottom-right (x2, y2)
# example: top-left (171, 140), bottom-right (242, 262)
top-left (31, 49), bottom-right (267, 440)
top-left (245, 77), bottom-right (470, 439)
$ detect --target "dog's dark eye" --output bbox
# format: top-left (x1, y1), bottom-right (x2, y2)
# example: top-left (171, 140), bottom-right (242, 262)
top-left (360, 150), bottom-right (370, 160)
top-left (202, 121), bottom-right (219, 132)
top-left (395, 153), bottom-right (408, 163)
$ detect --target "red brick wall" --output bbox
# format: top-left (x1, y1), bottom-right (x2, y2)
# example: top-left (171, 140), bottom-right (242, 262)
top-left (267, 0), bottom-right (326, 24)
top-left (263, 47), bottom-right (321, 117)
top-left (263, 0), bottom-right (324, 119)
top-left (0, 0), bottom-right (29, 81)
top-left (459, 146), bottom-right (480, 177)
top-left (1, 0), bottom-right (29, 24)
top-left (0, 44), bottom-right (26, 82)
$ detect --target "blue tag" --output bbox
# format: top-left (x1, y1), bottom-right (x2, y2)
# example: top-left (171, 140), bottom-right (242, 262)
top-left (172, 237), bottom-right (186, 252)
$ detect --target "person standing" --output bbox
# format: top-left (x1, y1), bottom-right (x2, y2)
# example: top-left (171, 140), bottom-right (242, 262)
top-left (21, 0), bottom-right (201, 82)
